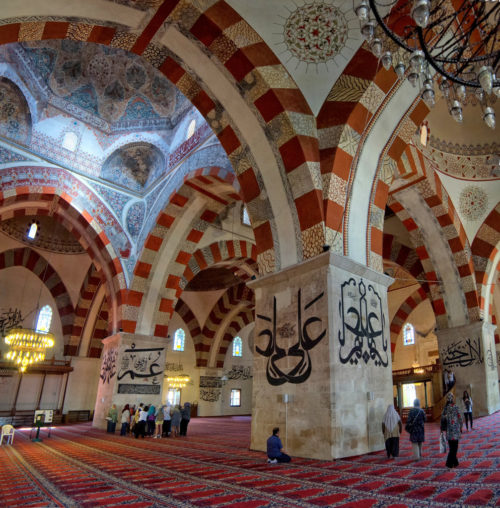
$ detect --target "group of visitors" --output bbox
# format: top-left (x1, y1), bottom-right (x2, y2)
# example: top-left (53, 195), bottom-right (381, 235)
top-left (106, 401), bottom-right (192, 439)
top-left (380, 390), bottom-right (473, 469)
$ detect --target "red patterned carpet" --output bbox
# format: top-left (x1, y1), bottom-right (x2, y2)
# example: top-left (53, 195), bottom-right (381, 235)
top-left (0, 412), bottom-right (499, 507)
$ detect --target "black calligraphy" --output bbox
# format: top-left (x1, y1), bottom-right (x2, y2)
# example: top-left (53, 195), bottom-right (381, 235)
top-left (441, 337), bottom-right (483, 368)
top-left (256, 289), bottom-right (326, 385)
top-left (100, 348), bottom-right (118, 384)
top-left (338, 279), bottom-right (388, 367)
top-left (0, 308), bottom-right (23, 336)
top-left (200, 388), bottom-right (221, 402)
top-left (226, 365), bottom-right (252, 380)
top-left (117, 345), bottom-right (164, 380)
top-left (200, 376), bottom-right (223, 388)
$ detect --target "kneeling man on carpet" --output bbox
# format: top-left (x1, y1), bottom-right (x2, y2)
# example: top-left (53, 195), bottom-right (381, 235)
top-left (267, 427), bottom-right (291, 463)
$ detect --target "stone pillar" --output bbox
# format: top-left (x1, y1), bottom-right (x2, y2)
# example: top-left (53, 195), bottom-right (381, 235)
top-left (197, 367), bottom-right (223, 417)
top-left (93, 332), bottom-right (166, 429)
top-left (248, 252), bottom-right (393, 460)
top-left (437, 322), bottom-right (500, 416)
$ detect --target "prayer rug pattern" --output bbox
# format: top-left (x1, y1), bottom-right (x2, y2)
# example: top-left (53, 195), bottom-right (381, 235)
top-left (0, 412), bottom-right (498, 507)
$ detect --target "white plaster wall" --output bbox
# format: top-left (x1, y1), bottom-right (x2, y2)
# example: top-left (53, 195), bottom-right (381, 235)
top-left (0, 267), bottom-right (65, 360)
top-left (162, 312), bottom-right (199, 407)
top-left (63, 357), bottom-right (101, 413)
top-left (220, 323), bottom-right (253, 416)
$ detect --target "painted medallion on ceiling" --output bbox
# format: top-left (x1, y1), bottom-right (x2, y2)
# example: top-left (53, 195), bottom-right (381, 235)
top-left (17, 40), bottom-right (182, 131)
top-left (102, 142), bottom-right (165, 192)
top-left (0, 77), bottom-right (31, 144)
top-left (458, 186), bottom-right (489, 222)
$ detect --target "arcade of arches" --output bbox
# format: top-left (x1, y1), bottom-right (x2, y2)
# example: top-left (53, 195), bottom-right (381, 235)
top-left (0, 0), bottom-right (498, 461)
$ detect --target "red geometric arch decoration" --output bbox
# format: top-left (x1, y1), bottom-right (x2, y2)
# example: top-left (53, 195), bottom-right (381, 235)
top-left (0, 166), bottom-right (127, 334)
top-left (195, 283), bottom-right (254, 368)
top-left (0, 247), bottom-right (74, 349)
top-left (390, 286), bottom-right (428, 354)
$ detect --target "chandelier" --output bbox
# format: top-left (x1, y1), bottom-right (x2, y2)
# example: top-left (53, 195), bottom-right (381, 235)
top-left (4, 328), bottom-right (55, 372)
top-left (354, 0), bottom-right (499, 127)
top-left (166, 374), bottom-right (190, 389)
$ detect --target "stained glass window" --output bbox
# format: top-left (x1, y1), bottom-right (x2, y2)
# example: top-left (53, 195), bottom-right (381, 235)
top-left (230, 389), bottom-right (241, 407)
top-left (403, 323), bottom-right (415, 345)
top-left (173, 328), bottom-right (185, 351)
top-left (232, 336), bottom-right (242, 357)
top-left (36, 305), bottom-right (52, 333)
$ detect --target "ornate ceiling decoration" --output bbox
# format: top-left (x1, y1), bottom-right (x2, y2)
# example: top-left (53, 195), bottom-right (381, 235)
top-left (7, 40), bottom-right (191, 133)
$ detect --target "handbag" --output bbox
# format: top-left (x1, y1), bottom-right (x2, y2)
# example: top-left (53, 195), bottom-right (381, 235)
top-left (439, 432), bottom-right (447, 453)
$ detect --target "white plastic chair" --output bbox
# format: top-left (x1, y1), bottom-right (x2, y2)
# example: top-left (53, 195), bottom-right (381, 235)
top-left (0, 424), bottom-right (15, 445)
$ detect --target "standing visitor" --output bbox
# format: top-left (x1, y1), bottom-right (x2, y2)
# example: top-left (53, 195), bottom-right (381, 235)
top-left (448, 369), bottom-right (455, 391)
top-left (171, 405), bottom-right (182, 437)
top-left (120, 404), bottom-right (130, 436)
top-left (162, 402), bottom-right (172, 437)
top-left (134, 404), bottom-right (148, 439)
top-left (443, 369), bottom-right (450, 394)
top-left (382, 404), bottom-right (402, 459)
top-left (266, 427), bottom-right (291, 463)
top-left (441, 392), bottom-right (463, 468)
top-left (406, 399), bottom-right (426, 460)
top-left (180, 402), bottom-right (191, 436)
top-left (154, 405), bottom-right (164, 438)
top-left (106, 404), bottom-right (118, 433)
top-left (462, 390), bottom-right (473, 431)
top-left (146, 404), bottom-right (156, 436)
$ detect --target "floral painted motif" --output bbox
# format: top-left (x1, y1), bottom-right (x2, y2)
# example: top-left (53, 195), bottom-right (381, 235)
top-left (126, 201), bottom-right (145, 238)
top-left (458, 186), bottom-right (488, 222)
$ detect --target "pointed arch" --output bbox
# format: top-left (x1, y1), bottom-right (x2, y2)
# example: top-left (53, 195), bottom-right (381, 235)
top-left (0, 247), bottom-right (74, 347)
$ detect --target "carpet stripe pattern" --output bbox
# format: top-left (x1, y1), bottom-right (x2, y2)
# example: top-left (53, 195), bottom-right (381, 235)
top-left (0, 412), bottom-right (498, 507)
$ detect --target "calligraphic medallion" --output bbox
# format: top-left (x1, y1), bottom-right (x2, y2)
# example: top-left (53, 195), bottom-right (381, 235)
top-left (117, 343), bottom-right (164, 383)
top-left (338, 278), bottom-right (388, 367)
top-left (256, 289), bottom-right (326, 385)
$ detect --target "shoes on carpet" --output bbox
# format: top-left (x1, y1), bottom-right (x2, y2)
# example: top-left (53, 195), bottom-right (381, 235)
top-left (267, 458), bottom-right (278, 464)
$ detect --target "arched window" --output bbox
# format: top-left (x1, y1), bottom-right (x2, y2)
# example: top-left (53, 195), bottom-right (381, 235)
top-left (403, 323), bottom-right (415, 345)
top-left (173, 328), bottom-right (185, 351)
top-left (36, 305), bottom-right (52, 333)
top-left (187, 119), bottom-right (196, 139)
top-left (241, 206), bottom-right (251, 226)
top-left (27, 221), bottom-right (38, 239)
top-left (232, 336), bottom-right (242, 357)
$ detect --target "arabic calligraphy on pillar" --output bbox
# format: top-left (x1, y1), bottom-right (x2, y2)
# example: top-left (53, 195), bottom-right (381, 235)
top-left (338, 278), bottom-right (388, 367)
top-left (256, 289), bottom-right (326, 385)
top-left (117, 343), bottom-right (164, 382)
top-left (441, 338), bottom-right (483, 368)
top-left (100, 347), bottom-right (118, 384)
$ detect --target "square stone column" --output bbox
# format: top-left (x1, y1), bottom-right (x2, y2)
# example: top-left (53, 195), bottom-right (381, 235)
top-left (437, 322), bottom-right (500, 416)
top-left (93, 333), bottom-right (166, 429)
top-left (248, 252), bottom-right (393, 460)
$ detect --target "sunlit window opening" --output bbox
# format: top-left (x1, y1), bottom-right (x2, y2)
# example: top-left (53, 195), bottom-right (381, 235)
top-left (420, 123), bottom-right (428, 147)
top-left (230, 389), bottom-right (241, 407)
top-left (242, 206), bottom-right (251, 226)
top-left (187, 119), bottom-right (196, 139)
top-left (167, 388), bottom-right (180, 406)
top-left (173, 328), bottom-right (185, 351)
top-left (36, 305), bottom-right (53, 333)
top-left (27, 222), bottom-right (38, 240)
top-left (402, 383), bottom-right (417, 407)
top-left (232, 336), bottom-right (242, 357)
top-left (62, 131), bottom-right (78, 152)
top-left (403, 323), bottom-right (415, 345)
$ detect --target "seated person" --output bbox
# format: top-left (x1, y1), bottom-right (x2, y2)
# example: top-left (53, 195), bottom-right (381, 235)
top-left (266, 427), bottom-right (291, 463)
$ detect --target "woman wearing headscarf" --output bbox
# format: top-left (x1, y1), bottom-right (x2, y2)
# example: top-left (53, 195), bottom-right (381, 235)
top-left (441, 392), bottom-right (463, 468)
top-left (382, 405), bottom-right (402, 459)
top-left (406, 398), bottom-right (426, 460)
top-left (162, 402), bottom-right (172, 437)
top-left (180, 402), bottom-right (191, 436)
top-left (106, 404), bottom-right (118, 433)
top-left (146, 404), bottom-right (156, 437)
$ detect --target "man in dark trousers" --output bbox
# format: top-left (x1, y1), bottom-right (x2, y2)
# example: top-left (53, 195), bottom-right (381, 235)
top-left (266, 427), bottom-right (291, 463)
